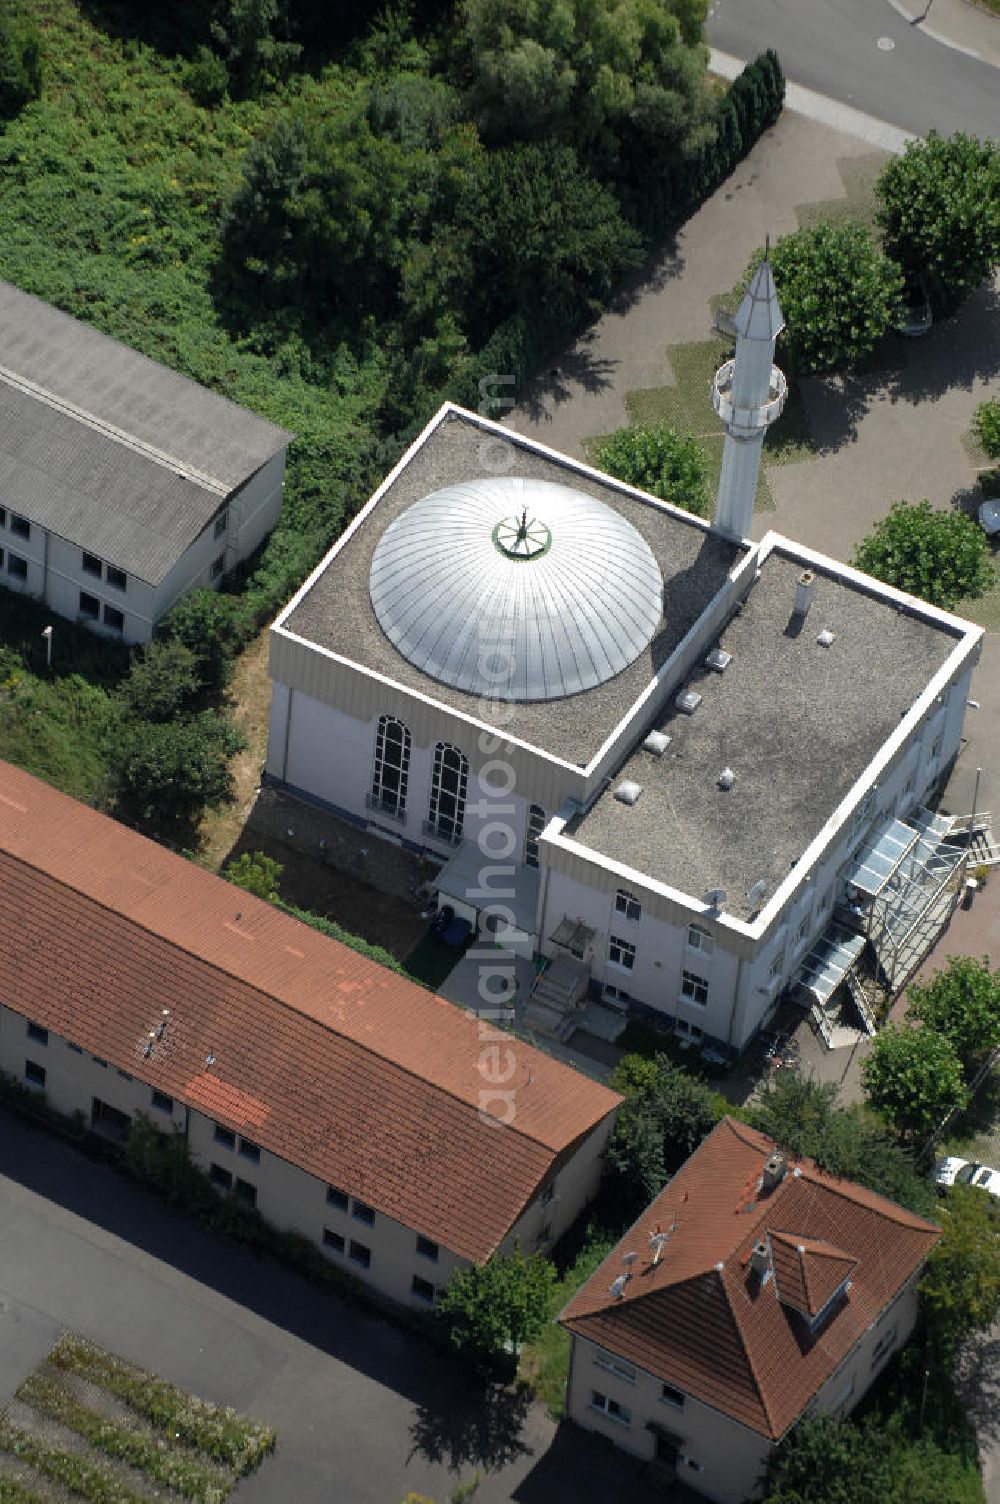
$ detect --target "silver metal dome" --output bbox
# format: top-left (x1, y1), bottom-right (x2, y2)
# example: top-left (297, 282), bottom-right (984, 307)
top-left (369, 476), bottom-right (664, 702)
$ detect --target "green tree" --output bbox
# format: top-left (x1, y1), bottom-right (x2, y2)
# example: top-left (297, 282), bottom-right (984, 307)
top-left (972, 397), bottom-right (1000, 460)
top-left (861, 1024), bottom-right (966, 1142)
top-left (908, 956), bottom-right (1000, 1075)
top-left (606, 1053), bottom-right (720, 1212)
top-left (437, 1245), bottom-right (556, 1365)
top-left (876, 131), bottom-right (1000, 317)
top-left (852, 499), bottom-right (995, 610)
top-left (160, 591), bottom-right (247, 696)
top-left (109, 711), bottom-right (247, 840)
top-left (0, 14), bottom-right (41, 120)
top-left (745, 223), bottom-right (903, 375)
top-left (592, 424), bottom-right (711, 515)
top-left (459, 0), bottom-right (714, 176)
top-left (761, 1413), bottom-right (982, 1504)
top-left (118, 641), bottom-right (201, 724)
top-left (920, 1182), bottom-right (1000, 1367)
top-left (749, 1068), bottom-right (935, 1217)
top-left (210, 0), bottom-right (301, 99)
top-left (225, 850), bottom-right (284, 903)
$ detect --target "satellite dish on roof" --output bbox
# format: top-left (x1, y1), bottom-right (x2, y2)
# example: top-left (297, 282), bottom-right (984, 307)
top-left (621, 1251), bottom-right (638, 1271)
top-left (609, 1274), bottom-right (629, 1300)
top-left (747, 879), bottom-right (770, 910)
top-left (704, 887), bottom-right (728, 910)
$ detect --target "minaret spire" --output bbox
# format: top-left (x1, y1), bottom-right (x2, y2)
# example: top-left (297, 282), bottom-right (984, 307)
top-left (711, 250), bottom-right (787, 539)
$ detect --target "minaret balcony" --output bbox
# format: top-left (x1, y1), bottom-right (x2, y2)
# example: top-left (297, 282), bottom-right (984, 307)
top-left (712, 360), bottom-right (787, 432)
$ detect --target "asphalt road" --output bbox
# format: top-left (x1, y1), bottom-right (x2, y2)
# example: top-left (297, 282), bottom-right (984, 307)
top-left (708, 0), bottom-right (999, 139)
top-left (0, 1111), bottom-right (673, 1504)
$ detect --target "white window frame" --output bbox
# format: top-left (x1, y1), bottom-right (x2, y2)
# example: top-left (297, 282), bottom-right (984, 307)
top-left (609, 935), bottom-right (636, 972)
top-left (428, 742), bottom-right (469, 842)
top-left (525, 804), bottom-right (546, 869)
top-left (680, 970), bottom-right (709, 1006)
top-left (686, 922), bottom-right (713, 955)
top-left (615, 889), bottom-right (642, 924)
top-left (870, 1325), bottom-right (897, 1369)
top-left (371, 714), bottom-right (411, 819)
top-left (589, 1390), bottom-right (631, 1426)
top-left (594, 1351), bottom-right (636, 1385)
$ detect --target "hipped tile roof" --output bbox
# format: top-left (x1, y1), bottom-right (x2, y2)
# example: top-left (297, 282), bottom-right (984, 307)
top-left (560, 1118), bottom-right (939, 1439)
top-left (0, 762), bottom-right (619, 1261)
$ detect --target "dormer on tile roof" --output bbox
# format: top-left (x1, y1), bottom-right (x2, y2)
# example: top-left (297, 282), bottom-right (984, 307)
top-left (768, 1230), bottom-right (858, 1320)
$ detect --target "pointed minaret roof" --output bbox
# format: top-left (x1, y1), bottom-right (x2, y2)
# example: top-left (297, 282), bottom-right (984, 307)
top-left (733, 252), bottom-right (785, 342)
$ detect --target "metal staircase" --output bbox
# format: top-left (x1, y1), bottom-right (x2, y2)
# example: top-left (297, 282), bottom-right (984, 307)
top-left (523, 957), bottom-right (590, 1041)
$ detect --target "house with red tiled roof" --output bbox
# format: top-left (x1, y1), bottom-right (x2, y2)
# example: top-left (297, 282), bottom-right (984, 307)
top-left (559, 1117), bottom-right (940, 1503)
top-left (0, 761), bottom-right (619, 1309)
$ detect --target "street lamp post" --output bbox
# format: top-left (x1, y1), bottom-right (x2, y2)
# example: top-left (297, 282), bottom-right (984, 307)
top-left (41, 624), bottom-right (54, 670)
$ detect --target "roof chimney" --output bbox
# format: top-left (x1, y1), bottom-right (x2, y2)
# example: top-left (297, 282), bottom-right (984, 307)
top-left (749, 1237), bottom-right (771, 1280)
top-left (761, 1151), bottom-right (787, 1192)
top-left (793, 570), bottom-right (815, 618)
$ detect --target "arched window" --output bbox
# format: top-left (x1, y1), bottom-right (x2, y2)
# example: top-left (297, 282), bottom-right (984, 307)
top-left (427, 742), bottom-right (469, 843)
top-left (370, 715), bottom-right (410, 819)
top-left (525, 804), bottom-right (546, 869)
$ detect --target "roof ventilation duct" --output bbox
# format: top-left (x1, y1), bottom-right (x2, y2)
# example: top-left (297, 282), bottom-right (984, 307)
top-left (718, 767), bottom-right (736, 790)
top-left (675, 689), bottom-right (702, 715)
top-left (761, 1151), bottom-right (787, 1192)
top-left (793, 569), bottom-right (816, 618)
top-left (749, 1238), bottom-right (771, 1279)
top-left (705, 648), bottom-right (732, 672)
top-left (614, 780), bottom-right (643, 806)
top-left (643, 730), bottom-right (671, 757)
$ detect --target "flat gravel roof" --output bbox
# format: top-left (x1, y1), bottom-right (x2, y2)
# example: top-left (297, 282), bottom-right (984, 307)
top-left (284, 412), bottom-right (745, 766)
top-left (570, 550), bottom-right (962, 916)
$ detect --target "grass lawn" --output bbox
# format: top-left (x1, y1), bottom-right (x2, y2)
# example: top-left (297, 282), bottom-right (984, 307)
top-left (0, 1333), bottom-right (274, 1503)
top-left (518, 1228), bottom-right (619, 1417)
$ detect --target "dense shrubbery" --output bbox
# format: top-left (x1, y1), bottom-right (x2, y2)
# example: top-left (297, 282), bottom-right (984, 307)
top-left (592, 423), bottom-right (711, 514)
top-left (877, 131), bottom-right (1000, 317)
top-left (852, 499), bottom-right (995, 610)
top-left (605, 1053), bottom-right (726, 1214)
top-left (972, 397), bottom-right (1000, 459)
top-left (0, 12), bottom-right (41, 119)
top-left (746, 223), bottom-right (903, 375)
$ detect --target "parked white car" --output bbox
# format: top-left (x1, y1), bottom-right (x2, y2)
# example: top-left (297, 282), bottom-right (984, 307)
top-left (933, 1156), bottom-right (1000, 1199)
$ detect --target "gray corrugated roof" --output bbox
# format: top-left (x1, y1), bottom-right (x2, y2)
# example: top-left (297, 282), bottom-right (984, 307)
top-left (0, 282), bottom-right (292, 584)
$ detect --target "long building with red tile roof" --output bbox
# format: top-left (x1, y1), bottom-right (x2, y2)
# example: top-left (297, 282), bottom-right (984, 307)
top-left (0, 761), bottom-right (619, 1305)
top-left (559, 1117), bottom-right (939, 1502)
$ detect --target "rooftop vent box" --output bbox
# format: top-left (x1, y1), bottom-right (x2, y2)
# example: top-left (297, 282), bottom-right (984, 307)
top-left (643, 730), bottom-right (671, 757)
top-left (794, 569), bottom-right (816, 618)
top-left (675, 689), bottom-right (702, 715)
top-left (614, 780), bottom-right (643, 806)
top-left (705, 648), bottom-right (732, 673)
top-left (749, 1239), bottom-right (771, 1279)
top-left (718, 767), bottom-right (736, 790)
top-left (817, 629), bottom-right (835, 647)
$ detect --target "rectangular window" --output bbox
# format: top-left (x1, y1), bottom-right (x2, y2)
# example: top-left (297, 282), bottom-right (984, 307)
top-left (349, 1240), bottom-right (371, 1269)
top-left (326, 1186), bottom-right (348, 1211)
top-left (769, 951), bottom-right (783, 978)
top-left (871, 1325), bottom-right (897, 1369)
top-left (239, 1138), bottom-right (260, 1164)
top-left (117, 1069), bottom-right (132, 1082)
top-left (106, 565), bottom-right (127, 592)
top-left (685, 1459), bottom-right (704, 1474)
top-left (0, 548), bottom-right (3, 569)
top-left (603, 983), bottom-right (629, 1004)
top-left (151, 1089), bottom-right (174, 1114)
top-left (211, 555), bottom-right (225, 581)
top-left (323, 1228), bottom-right (345, 1254)
top-left (416, 1236), bottom-right (439, 1262)
top-left (27, 1021), bottom-right (48, 1046)
top-left (214, 510), bottom-right (229, 539)
top-left (540, 1183), bottom-right (556, 1208)
top-left (78, 591), bottom-right (100, 620)
top-left (681, 970), bottom-right (709, 1006)
top-left (594, 1352), bottom-right (636, 1384)
top-left (210, 1163), bottom-right (233, 1192)
top-left (25, 1059), bottom-right (46, 1088)
top-left (82, 552), bottom-right (102, 577)
top-left (102, 604), bottom-right (124, 634)
top-left (0, 506), bottom-right (5, 526)
top-left (67, 1042), bottom-right (83, 1055)
top-left (661, 1383), bottom-right (685, 1408)
top-left (411, 1275), bottom-right (435, 1304)
top-left (234, 1178), bottom-right (256, 1208)
top-left (589, 1391), bottom-right (631, 1426)
top-left (92, 1056), bottom-right (107, 1068)
top-left (352, 1200), bottom-right (375, 1226)
top-left (10, 514), bottom-right (30, 540)
top-left (797, 916), bottom-right (811, 944)
top-left (609, 935), bottom-right (636, 972)
top-left (7, 553), bottom-right (28, 581)
top-left (614, 889), bottom-right (641, 923)
top-left (214, 1124), bottom-right (236, 1150)
top-left (686, 923), bottom-right (713, 954)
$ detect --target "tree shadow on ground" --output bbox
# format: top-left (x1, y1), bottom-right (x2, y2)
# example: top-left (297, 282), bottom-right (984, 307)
top-left (79, 0), bottom-right (208, 58)
top-left (956, 1328), bottom-right (1000, 1452)
top-left (408, 1377), bottom-right (533, 1473)
top-left (515, 330), bottom-right (623, 423)
top-left (512, 1421), bottom-right (677, 1502)
top-left (607, 234), bottom-right (686, 317)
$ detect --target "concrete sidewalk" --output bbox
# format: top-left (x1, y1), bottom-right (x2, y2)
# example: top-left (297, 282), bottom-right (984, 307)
top-left (887, 0), bottom-right (1000, 68)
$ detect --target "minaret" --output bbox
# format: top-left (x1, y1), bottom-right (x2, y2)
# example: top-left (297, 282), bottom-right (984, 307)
top-left (711, 255), bottom-right (787, 539)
